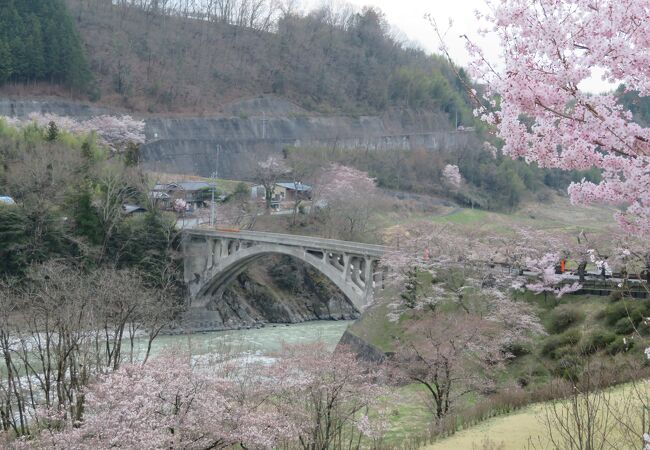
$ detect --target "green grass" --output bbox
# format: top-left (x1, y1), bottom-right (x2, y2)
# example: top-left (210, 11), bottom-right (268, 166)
top-left (383, 384), bottom-right (433, 444)
top-left (430, 199), bottom-right (616, 235)
top-left (424, 384), bottom-right (648, 450)
top-left (432, 208), bottom-right (497, 225)
top-left (347, 296), bottom-right (405, 352)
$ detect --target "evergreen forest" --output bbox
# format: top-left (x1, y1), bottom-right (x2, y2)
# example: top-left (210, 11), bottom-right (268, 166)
top-left (0, 0), bottom-right (91, 89)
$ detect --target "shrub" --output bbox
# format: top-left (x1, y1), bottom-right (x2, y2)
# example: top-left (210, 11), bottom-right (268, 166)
top-left (606, 338), bottom-right (633, 356)
top-left (233, 182), bottom-right (251, 197)
top-left (550, 345), bottom-right (576, 360)
top-left (547, 306), bottom-right (584, 334)
top-left (530, 363), bottom-right (549, 378)
top-left (598, 301), bottom-right (646, 326)
top-left (541, 329), bottom-right (582, 359)
top-left (638, 321), bottom-right (650, 337)
top-left (609, 291), bottom-right (623, 303)
top-left (553, 354), bottom-right (582, 380)
top-left (614, 317), bottom-right (636, 335)
top-left (503, 341), bottom-right (531, 358)
top-left (580, 330), bottom-right (617, 355)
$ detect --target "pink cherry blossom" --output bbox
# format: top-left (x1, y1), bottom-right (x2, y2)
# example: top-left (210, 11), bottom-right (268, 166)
top-left (525, 252), bottom-right (581, 299)
top-left (3, 113), bottom-right (145, 152)
top-left (462, 0), bottom-right (650, 235)
top-left (442, 164), bottom-right (462, 188)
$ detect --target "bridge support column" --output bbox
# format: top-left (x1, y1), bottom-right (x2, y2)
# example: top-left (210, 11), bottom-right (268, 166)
top-left (343, 254), bottom-right (351, 281)
top-left (363, 258), bottom-right (373, 291)
top-left (372, 261), bottom-right (383, 290)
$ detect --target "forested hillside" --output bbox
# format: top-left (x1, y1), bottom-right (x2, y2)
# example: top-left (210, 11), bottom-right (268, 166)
top-left (44, 0), bottom-right (473, 118)
top-left (0, 0), bottom-right (91, 89)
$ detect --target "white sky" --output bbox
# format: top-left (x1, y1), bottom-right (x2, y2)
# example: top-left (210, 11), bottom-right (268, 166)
top-left (304, 0), bottom-right (613, 93)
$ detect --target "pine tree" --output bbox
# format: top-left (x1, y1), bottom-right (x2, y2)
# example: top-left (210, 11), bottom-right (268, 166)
top-left (46, 121), bottom-right (59, 142)
top-left (0, 0), bottom-right (92, 90)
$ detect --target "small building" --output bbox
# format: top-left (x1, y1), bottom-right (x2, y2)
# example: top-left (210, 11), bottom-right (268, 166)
top-left (150, 181), bottom-right (213, 211)
top-left (0, 196), bottom-right (16, 206)
top-left (251, 185), bottom-right (266, 200)
top-left (275, 182), bottom-right (312, 202)
top-left (251, 182), bottom-right (312, 203)
top-left (122, 204), bottom-right (147, 215)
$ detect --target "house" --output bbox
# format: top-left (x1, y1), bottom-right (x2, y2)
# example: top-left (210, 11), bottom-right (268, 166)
top-left (150, 181), bottom-right (213, 211)
top-left (275, 182), bottom-right (312, 202)
top-left (0, 196), bottom-right (16, 206)
top-left (251, 182), bottom-right (312, 204)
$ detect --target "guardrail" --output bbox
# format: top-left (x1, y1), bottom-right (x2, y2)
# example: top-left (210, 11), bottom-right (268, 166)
top-left (184, 228), bottom-right (387, 257)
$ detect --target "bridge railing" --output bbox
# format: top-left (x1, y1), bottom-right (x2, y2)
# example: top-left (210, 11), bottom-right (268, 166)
top-left (184, 229), bottom-right (387, 257)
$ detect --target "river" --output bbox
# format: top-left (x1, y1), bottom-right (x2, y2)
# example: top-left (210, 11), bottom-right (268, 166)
top-left (136, 320), bottom-right (353, 361)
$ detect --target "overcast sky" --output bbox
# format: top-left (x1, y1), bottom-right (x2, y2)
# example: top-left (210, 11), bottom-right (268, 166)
top-left (304, 0), bottom-right (612, 93)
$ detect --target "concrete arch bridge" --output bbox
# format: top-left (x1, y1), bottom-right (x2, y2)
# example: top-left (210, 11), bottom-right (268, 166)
top-left (183, 230), bottom-right (387, 316)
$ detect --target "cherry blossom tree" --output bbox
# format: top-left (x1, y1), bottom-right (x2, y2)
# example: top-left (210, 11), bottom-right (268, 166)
top-left (609, 236), bottom-right (650, 284)
top-left (314, 164), bottom-right (381, 241)
top-left (384, 225), bottom-right (546, 421)
top-left (381, 222), bottom-right (546, 325)
top-left (2, 113), bottom-right (145, 152)
top-left (36, 352), bottom-right (289, 449)
top-left (172, 198), bottom-right (187, 213)
top-left (525, 252), bottom-right (581, 301)
top-left (442, 164), bottom-right (462, 188)
top-left (458, 0), bottom-right (650, 235)
top-left (267, 343), bottom-right (388, 449)
top-left (381, 222), bottom-right (468, 317)
top-left (23, 344), bottom-right (386, 450)
top-left (82, 115), bottom-right (146, 151)
top-left (392, 298), bottom-right (543, 423)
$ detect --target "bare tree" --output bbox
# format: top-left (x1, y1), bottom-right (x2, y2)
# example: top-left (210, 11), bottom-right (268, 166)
top-left (0, 262), bottom-right (179, 437)
top-left (255, 156), bottom-right (290, 213)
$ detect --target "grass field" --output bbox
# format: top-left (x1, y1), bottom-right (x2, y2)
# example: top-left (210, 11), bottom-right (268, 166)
top-left (425, 384), bottom-right (648, 450)
top-left (425, 402), bottom-right (546, 450)
top-left (430, 195), bottom-right (618, 235)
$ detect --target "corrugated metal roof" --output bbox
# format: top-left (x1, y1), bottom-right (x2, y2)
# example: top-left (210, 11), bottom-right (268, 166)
top-left (276, 182), bottom-right (312, 191)
top-left (0, 196), bottom-right (16, 205)
top-left (122, 204), bottom-right (147, 214)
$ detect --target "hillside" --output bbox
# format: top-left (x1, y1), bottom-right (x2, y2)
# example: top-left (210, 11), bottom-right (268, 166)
top-left (0, 0), bottom-right (474, 122)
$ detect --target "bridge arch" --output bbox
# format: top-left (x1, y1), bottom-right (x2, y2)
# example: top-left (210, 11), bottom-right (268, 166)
top-left (195, 245), bottom-right (364, 310)
top-left (183, 231), bottom-right (385, 313)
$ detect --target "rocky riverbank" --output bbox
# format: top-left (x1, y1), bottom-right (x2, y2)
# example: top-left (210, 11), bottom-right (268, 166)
top-left (179, 255), bottom-right (359, 332)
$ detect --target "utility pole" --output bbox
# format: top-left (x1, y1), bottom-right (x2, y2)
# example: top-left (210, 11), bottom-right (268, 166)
top-left (262, 111), bottom-right (267, 139)
top-left (210, 145), bottom-right (221, 227)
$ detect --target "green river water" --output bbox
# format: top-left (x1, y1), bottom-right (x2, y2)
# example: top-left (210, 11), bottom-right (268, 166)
top-left (137, 320), bottom-right (353, 361)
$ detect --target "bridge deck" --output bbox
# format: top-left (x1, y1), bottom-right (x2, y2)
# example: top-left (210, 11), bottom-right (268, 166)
top-left (185, 229), bottom-right (386, 257)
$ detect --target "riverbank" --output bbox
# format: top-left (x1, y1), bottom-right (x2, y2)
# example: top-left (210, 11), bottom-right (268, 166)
top-left (180, 255), bottom-right (359, 332)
